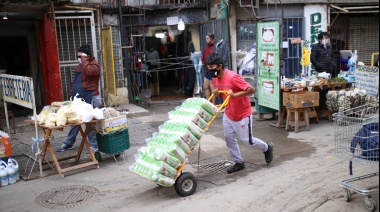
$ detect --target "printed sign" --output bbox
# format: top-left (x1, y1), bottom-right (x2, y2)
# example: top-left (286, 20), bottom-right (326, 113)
top-left (304, 4), bottom-right (328, 45)
top-left (0, 74), bottom-right (35, 109)
top-left (355, 65), bottom-right (379, 98)
top-left (257, 21), bottom-right (281, 110)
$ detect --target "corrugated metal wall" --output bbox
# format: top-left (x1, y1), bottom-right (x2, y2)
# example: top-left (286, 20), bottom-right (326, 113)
top-left (330, 13), bottom-right (379, 66)
top-left (348, 14), bottom-right (379, 64)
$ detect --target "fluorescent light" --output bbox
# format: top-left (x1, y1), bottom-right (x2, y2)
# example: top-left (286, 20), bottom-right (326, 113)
top-left (155, 32), bottom-right (165, 38)
top-left (3, 12), bottom-right (7, 20)
top-left (178, 18), bottom-right (185, 31)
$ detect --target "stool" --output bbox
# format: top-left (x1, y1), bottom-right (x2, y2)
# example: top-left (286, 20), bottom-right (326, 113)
top-left (307, 107), bottom-right (319, 124)
top-left (285, 107), bottom-right (310, 133)
top-left (0, 110), bottom-right (16, 134)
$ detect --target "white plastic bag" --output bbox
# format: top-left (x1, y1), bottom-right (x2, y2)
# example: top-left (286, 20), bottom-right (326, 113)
top-left (93, 108), bottom-right (105, 120)
top-left (71, 94), bottom-right (94, 122)
top-left (239, 43), bottom-right (256, 75)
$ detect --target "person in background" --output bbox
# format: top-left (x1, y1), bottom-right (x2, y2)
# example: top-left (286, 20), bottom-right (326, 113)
top-left (201, 33), bottom-right (216, 104)
top-left (57, 44), bottom-right (101, 153)
top-left (311, 32), bottom-right (336, 77)
top-left (374, 56), bottom-right (379, 67)
top-left (206, 53), bottom-right (274, 174)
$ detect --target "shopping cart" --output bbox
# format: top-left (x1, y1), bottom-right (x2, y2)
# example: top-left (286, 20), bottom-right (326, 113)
top-left (333, 102), bottom-right (379, 211)
top-left (170, 91), bottom-right (230, 197)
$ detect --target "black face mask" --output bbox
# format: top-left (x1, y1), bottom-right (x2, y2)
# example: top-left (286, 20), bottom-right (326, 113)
top-left (208, 68), bottom-right (220, 78)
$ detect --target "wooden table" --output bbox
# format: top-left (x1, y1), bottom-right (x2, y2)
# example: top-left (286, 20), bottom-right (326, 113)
top-left (25, 119), bottom-right (100, 178)
top-left (273, 82), bottom-right (355, 127)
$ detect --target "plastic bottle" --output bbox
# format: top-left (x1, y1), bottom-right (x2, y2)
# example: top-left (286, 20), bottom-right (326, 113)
top-left (6, 158), bottom-right (16, 185)
top-left (0, 162), bottom-right (8, 187)
top-left (9, 157), bottom-right (19, 181)
top-left (1, 135), bottom-right (12, 157)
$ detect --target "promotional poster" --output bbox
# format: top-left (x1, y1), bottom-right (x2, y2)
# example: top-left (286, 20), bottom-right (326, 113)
top-left (257, 21), bottom-right (281, 110)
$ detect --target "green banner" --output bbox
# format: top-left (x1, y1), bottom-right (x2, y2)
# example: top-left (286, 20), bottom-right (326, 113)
top-left (257, 22), bottom-right (280, 110)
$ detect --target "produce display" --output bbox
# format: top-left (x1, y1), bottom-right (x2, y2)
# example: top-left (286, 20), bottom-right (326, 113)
top-left (326, 88), bottom-right (371, 113)
top-left (34, 95), bottom-right (126, 127)
top-left (130, 97), bottom-right (218, 187)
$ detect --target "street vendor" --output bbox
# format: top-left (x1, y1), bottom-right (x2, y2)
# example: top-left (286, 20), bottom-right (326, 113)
top-left (311, 32), bottom-right (336, 77)
top-left (57, 44), bottom-right (101, 153)
top-left (206, 53), bottom-right (274, 174)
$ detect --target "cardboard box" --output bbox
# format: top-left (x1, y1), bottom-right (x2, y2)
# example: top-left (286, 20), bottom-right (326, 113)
top-left (97, 115), bottom-right (127, 133)
top-left (283, 91), bottom-right (320, 108)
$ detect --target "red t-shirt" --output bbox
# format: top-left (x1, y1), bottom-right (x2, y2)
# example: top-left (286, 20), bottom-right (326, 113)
top-left (212, 69), bottom-right (252, 121)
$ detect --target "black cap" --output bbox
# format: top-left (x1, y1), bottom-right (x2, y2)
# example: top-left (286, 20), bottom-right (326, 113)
top-left (78, 44), bottom-right (92, 56)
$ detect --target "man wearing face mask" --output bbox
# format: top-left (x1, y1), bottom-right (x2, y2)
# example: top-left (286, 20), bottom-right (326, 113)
top-left (206, 53), bottom-right (274, 174)
top-left (311, 32), bottom-right (336, 77)
top-left (57, 44), bottom-right (101, 153)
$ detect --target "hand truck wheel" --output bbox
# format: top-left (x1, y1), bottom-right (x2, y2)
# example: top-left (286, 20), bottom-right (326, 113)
top-left (174, 172), bottom-right (197, 197)
top-left (364, 196), bottom-right (376, 212)
top-left (343, 188), bottom-right (351, 202)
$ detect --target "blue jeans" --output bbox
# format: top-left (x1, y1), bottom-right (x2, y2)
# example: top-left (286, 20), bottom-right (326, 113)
top-left (191, 52), bottom-right (203, 91)
top-left (64, 95), bottom-right (101, 150)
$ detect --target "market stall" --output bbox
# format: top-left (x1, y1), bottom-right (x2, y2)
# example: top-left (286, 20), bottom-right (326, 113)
top-left (22, 97), bottom-right (130, 178)
top-left (24, 119), bottom-right (100, 178)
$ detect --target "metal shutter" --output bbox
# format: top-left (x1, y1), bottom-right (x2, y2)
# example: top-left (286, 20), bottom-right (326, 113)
top-left (348, 14), bottom-right (379, 64)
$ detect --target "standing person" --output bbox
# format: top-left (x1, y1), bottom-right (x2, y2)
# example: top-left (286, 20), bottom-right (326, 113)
top-left (57, 44), bottom-right (101, 153)
top-left (201, 33), bottom-right (216, 104)
top-left (206, 53), bottom-right (274, 174)
top-left (310, 32), bottom-right (336, 77)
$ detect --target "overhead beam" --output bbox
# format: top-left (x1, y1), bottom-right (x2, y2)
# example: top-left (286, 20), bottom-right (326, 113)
top-left (330, 4), bottom-right (348, 13)
top-left (343, 6), bottom-right (379, 10)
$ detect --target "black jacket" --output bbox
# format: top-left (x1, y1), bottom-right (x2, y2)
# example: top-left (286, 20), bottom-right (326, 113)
top-left (215, 39), bottom-right (230, 68)
top-left (311, 42), bottom-right (335, 73)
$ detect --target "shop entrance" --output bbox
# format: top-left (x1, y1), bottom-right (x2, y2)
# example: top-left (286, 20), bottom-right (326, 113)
top-left (144, 31), bottom-right (194, 102)
top-left (0, 21), bottom-right (44, 117)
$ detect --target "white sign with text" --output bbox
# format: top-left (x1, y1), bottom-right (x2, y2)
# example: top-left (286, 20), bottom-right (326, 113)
top-left (355, 65), bottom-right (379, 97)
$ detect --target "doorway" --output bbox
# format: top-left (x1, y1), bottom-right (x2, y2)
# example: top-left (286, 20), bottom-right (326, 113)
top-left (0, 21), bottom-right (44, 117)
top-left (144, 30), bottom-right (194, 102)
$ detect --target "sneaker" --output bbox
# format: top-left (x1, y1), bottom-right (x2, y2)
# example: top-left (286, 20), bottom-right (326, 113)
top-left (91, 147), bottom-right (98, 153)
top-left (264, 142), bottom-right (274, 164)
top-left (86, 147), bottom-right (99, 154)
top-left (227, 162), bottom-right (245, 174)
top-left (56, 144), bottom-right (73, 152)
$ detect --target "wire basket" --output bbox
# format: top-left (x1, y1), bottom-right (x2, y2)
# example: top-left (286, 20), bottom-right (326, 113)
top-left (333, 102), bottom-right (379, 166)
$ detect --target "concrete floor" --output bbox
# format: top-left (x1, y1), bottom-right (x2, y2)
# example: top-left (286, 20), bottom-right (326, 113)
top-left (0, 103), bottom-right (379, 212)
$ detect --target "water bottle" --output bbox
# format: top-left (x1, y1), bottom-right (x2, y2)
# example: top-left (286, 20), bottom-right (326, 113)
top-left (9, 157), bottom-right (19, 181)
top-left (6, 158), bottom-right (16, 185)
top-left (0, 162), bottom-right (8, 187)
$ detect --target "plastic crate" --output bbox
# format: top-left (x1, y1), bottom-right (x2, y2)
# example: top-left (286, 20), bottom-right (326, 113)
top-left (96, 128), bottom-right (130, 155)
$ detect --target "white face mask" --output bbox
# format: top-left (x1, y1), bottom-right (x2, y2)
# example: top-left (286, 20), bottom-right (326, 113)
top-left (78, 58), bottom-right (82, 64)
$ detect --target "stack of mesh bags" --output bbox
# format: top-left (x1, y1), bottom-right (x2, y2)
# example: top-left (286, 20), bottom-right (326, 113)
top-left (130, 98), bottom-right (219, 187)
top-left (326, 89), bottom-right (371, 113)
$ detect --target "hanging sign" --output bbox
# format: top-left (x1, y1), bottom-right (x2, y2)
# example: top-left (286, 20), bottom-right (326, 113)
top-left (257, 21), bottom-right (281, 110)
